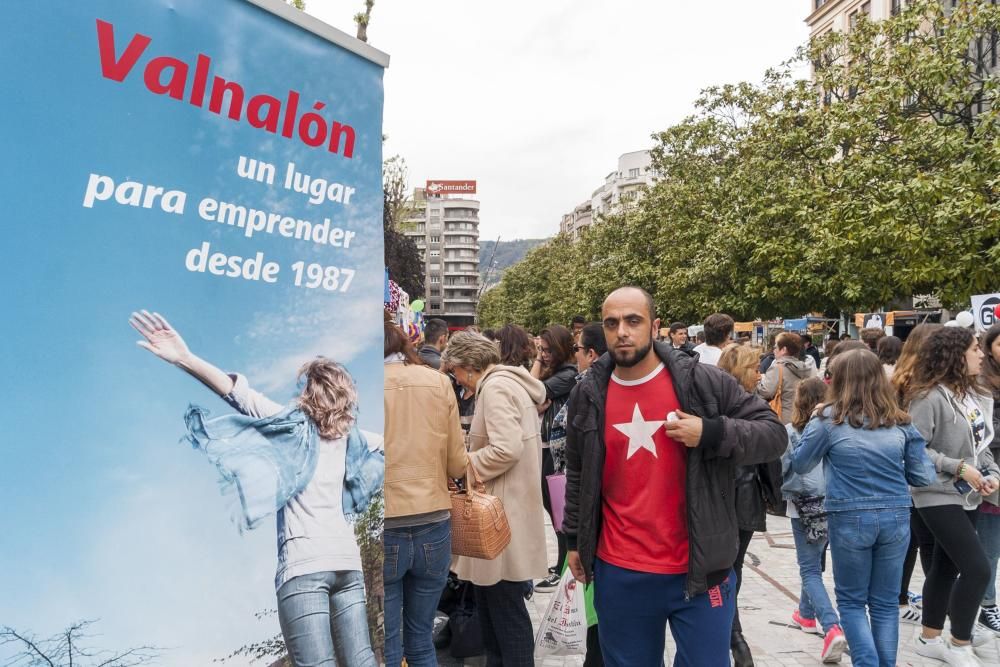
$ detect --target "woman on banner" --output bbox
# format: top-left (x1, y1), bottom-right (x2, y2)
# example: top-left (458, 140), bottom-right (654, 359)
top-left (129, 309), bottom-right (383, 667)
top-left (442, 331), bottom-right (549, 667)
top-left (383, 320), bottom-right (468, 667)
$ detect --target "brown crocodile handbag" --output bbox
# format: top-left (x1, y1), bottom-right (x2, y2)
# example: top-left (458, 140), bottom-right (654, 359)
top-left (450, 463), bottom-right (511, 559)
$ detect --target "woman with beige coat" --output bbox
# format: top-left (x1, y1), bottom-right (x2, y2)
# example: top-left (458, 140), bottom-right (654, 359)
top-left (383, 322), bottom-right (468, 667)
top-left (442, 331), bottom-right (549, 667)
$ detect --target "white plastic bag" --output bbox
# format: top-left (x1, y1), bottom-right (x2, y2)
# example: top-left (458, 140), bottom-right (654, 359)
top-left (534, 570), bottom-right (588, 657)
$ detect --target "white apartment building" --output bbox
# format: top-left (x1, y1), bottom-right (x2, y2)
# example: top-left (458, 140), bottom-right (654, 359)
top-left (402, 187), bottom-right (480, 327)
top-left (560, 150), bottom-right (655, 239)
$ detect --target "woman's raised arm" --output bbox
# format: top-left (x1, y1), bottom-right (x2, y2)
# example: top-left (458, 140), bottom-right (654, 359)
top-left (130, 310), bottom-right (234, 396)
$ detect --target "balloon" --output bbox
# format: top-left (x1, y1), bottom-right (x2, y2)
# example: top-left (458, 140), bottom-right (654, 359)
top-left (956, 311), bottom-right (975, 328)
top-left (994, 304), bottom-right (1000, 319)
top-left (411, 299), bottom-right (425, 313)
top-left (944, 320), bottom-right (960, 327)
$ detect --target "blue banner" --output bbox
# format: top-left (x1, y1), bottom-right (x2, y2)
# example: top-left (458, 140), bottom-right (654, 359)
top-left (1, 2), bottom-right (386, 664)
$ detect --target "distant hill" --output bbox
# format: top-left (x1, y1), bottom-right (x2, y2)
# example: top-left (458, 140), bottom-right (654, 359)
top-left (479, 238), bottom-right (550, 287)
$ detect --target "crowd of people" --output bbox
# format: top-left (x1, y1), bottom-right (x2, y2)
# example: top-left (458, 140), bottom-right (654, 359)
top-left (383, 290), bottom-right (1000, 667)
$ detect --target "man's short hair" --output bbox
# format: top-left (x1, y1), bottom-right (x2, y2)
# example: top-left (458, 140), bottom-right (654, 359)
top-left (668, 322), bottom-right (687, 335)
top-left (607, 286), bottom-right (656, 320)
top-left (703, 313), bottom-right (735, 346)
top-left (423, 319), bottom-right (449, 346)
top-left (776, 332), bottom-right (803, 356)
top-left (571, 315), bottom-right (586, 326)
top-left (580, 323), bottom-right (608, 356)
top-left (799, 333), bottom-right (813, 346)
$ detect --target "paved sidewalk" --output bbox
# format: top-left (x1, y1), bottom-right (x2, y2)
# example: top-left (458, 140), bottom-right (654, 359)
top-left (439, 515), bottom-right (1000, 666)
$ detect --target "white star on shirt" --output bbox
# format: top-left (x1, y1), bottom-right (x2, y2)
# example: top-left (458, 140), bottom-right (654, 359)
top-left (613, 404), bottom-right (664, 460)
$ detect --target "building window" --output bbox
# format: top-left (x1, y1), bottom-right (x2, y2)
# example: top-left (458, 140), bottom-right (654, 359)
top-left (891, 0), bottom-right (902, 15)
top-left (429, 236), bottom-right (440, 243)
top-left (628, 168), bottom-right (640, 178)
top-left (430, 275), bottom-right (440, 284)
top-left (429, 250), bottom-right (440, 257)
top-left (861, 1), bottom-right (870, 15)
top-left (430, 303), bottom-right (440, 311)
top-left (429, 288), bottom-right (440, 296)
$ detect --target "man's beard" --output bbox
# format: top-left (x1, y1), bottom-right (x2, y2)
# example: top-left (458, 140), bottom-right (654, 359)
top-left (611, 339), bottom-right (653, 368)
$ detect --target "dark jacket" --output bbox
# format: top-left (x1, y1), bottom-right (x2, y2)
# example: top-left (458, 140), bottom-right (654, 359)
top-left (563, 343), bottom-right (787, 597)
top-left (541, 363), bottom-right (578, 443)
top-left (804, 345), bottom-right (821, 370)
top-left (418, 345), bottom-right (442, 370)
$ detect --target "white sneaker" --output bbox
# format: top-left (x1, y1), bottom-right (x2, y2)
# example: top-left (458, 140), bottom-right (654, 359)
top-left (943, 641), bottom-right (984, 667)
top-left (899, 603), bottom-right (922, 625)
top-left (915, 635), bottom-right (949, 661)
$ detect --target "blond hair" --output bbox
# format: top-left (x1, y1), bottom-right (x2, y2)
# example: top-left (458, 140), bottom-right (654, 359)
top-left (718, 343), bottom-right (760, 393)
top-left (297, 357), bottom-right (357, 440)
top-left (441, 331), bottom-right (500, 371)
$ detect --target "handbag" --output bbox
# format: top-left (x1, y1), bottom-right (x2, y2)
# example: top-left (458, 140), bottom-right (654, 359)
top-left (448, 582), bottom-right (484, 658)
top-left (768, 364), bottom-right (784, 420)
top-left (450, 463), bottom-right (512, 559)
top-left (546, 472), bottom-right (567, 531)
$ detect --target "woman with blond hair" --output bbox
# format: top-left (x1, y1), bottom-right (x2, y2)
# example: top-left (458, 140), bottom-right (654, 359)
top-left (442, 331), bottom-right (549, 666)
top-left (718, 343), bottom-right (768, 667)
top-left (383, 321), bottom-right (468, 667)
top-left (130, 310), bottom-right (383, 666)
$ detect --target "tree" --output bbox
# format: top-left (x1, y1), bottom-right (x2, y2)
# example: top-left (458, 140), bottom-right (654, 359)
top-left (384, 156), bottom-right (424, 298)
top-left (284, 0), bottom-right (305, 10)
top-left (479, 0), bottom-right (1000, 326)
top-left (1, 620), bottom-right (158, 667)
top-left (354, 0), bottom-right (374, 43)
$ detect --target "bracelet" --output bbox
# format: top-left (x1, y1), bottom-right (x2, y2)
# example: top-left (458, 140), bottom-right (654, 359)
top-left (958, 461), bottom-right (967, 479)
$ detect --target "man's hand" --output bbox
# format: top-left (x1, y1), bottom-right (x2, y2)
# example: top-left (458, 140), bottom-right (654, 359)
top-left (567, 550), bottom-right (589, 584)
top-left (663, 410), bottom-right (703, 448)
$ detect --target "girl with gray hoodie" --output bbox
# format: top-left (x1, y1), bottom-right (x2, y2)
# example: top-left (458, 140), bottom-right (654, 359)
top-left (909, 327), bottom-right (1000, 666)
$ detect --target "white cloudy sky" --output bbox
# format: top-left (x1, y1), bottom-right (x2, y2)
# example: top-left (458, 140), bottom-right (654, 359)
top-left (307, 1), bottom-right (811, 241)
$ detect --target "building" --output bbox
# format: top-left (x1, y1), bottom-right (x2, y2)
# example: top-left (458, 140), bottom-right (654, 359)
top-left (402, 184), bottom-right (480, 327)
top-left (807, 0), bottom-right (885, 40)
top-left (560, 150), bottom-right (655, 240)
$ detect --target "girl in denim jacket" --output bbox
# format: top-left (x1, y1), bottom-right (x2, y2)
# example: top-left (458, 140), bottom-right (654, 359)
top-left (781, 377), bottom-right (847, 664)
top-left (791, 349), bottom-right (936, 667)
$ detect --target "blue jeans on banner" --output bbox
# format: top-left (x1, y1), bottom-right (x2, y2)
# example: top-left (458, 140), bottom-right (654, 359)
top-left (791, 517), bottom-right (840, 632)
top-left (594, 559), bottom-right (735, 667)
top-left (383, 519), bottom-right (452, 667)
top-left (276, 570), bottom-right (376, 667)
top-left (979, 510), bottom-right (1000, 606)
top-left (827, 508), bottom-right (910, 667)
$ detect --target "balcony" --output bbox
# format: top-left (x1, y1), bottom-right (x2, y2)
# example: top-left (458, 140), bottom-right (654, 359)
top-left (444, 269), bottom-right (480, 278)
top-left (446, 242), bottom-right (479, 252)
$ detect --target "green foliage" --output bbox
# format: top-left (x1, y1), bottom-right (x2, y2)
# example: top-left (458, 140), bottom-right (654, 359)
top-left (479, 0), bottom-right (1000, 326)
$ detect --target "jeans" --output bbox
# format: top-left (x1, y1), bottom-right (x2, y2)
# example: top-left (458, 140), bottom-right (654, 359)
top-left (276, 570), bottom-right (376, 667)
top-left (594, 559), bottom-right (735, 667)
top-left (827, 508), bottom-right (910, 667)
top-left (978, 511), bottom-right (1000, 606)
top-left (383, 519), bottom-right (452, 667)
top-left (791, 517), bottom-right (840, 631)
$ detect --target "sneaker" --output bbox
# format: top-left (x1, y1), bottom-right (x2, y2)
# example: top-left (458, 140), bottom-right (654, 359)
top-left (945, 641), bottom-right (985, 667)
top-left (821, 625), bottom-right (847, 664)
top-left (980, 605), bottom-right (1000, 637)
top-left (791, 609), bottom-right (822, 635)
top-left (914, 635), bottom-right (949, 661)
top-left (908, 590), bottom-right (923, 609)
top-left (533, 572), bottom-right (561, 593)
top-left (970, 629), bottom-right (991, 648)
top-left (900, 603), bottom-right (922, 625)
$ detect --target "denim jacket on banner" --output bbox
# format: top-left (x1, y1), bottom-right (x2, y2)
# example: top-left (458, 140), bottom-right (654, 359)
top-left (790, 410), bottom-right (936, 513)
top-left (184, 401), bottom-right (384, 532)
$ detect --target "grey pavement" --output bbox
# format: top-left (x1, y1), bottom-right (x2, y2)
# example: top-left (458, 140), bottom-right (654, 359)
top-left (438, 515), bottom-right (1000, 666)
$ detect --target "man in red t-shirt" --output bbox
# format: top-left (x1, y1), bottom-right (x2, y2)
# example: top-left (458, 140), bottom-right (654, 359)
top-left (563, 287), bottom-right (786, 667)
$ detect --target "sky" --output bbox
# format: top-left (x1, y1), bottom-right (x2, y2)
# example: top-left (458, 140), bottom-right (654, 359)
top-left (1, 2), bottom-right (384, 664)
top-left (309, 0), bottom-right (813, 241)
